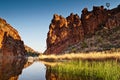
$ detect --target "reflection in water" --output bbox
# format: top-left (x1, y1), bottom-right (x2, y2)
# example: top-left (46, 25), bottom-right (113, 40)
top-left (19, 61), bottom-right (46, 80)
top-left (46, 66), bottom-right (79, 80)
top-left (45, 66), bottom-right (87, 80)
top-left (0, 57), bottom-right (94, 80)
top-left (46, 66), bottom-right (58, 80)
top-left (0, 56), bottom-right (27, 80)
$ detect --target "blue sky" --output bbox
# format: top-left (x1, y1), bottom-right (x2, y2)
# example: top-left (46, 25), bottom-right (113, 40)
top-left (0, 0), bottom-right (119, 52)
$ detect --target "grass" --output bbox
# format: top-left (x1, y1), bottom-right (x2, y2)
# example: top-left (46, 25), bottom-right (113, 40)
top-left (40, 52), bottom-right (120, 80)
top-left (48, 60), bottom-right (120, 80)
top-left (39, 52), bottom-right (120, 61)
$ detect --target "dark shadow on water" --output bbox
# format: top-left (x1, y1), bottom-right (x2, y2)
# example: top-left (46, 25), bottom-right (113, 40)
top-left (0, 56), bottom-right (27, 80)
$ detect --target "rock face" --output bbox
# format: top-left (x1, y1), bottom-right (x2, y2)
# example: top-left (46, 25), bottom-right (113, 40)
top-left (0, 18), bottom-right (26, 56)
top-left (1, 32), bottom-right (25, 56)
top-left (45, 5), bottom-right (120, 54)
top-left (45, 13), bottom-right (84, 54)
top-left (81, 6), bottom-right (109, 35)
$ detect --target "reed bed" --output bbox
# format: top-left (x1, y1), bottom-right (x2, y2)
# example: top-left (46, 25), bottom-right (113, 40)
top-left (41, 52), bottom-right (120, 79)
top-left (48, 60), bottom-right (120, 80)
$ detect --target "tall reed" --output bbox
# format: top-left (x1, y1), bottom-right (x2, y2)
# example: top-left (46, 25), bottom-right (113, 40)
top-left (48, 60), bottom-right (120, 80)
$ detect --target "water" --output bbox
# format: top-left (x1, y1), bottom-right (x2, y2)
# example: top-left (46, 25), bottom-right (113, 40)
top-left (0, 56), bottom-right (64, 80)
top-left (0, 57), bottom-right (47, 80)
top-left (1, 56), bottom-right (120, 80)
top-left (19, 62), bottom-right (46, 80)
top-left (0, 57), bottom-right (26, 80)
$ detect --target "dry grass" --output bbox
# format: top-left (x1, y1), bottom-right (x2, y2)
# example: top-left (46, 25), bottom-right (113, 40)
top-left (40, 61), bottom-right (62, 66)
top-left (39, 52), bottom-right (120, 62)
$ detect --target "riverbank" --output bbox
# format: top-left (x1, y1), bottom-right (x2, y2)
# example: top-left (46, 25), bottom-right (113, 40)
top-left (39, 52), bottom-right (120, 80)
top-left (39, 52), bottom-right (120, 62)
top-left (47, 60), bottom-right (120, 80)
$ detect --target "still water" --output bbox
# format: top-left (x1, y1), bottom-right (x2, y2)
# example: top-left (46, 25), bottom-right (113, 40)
top-left (0, 56), bottom-right (67, 80)
top-left (1, 56), bottom-right (120, 80)
top-left (0, 57), bottom-right (83, 80)
top-left (0, 57), bottom-right (48, 80)
top-left (19, 62), bottom-right (46, 80)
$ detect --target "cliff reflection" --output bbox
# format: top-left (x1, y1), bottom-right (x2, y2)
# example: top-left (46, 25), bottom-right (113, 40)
top-left (46, 66), bottom-right (56, 80)
top-left (46, 66), bottom-right (81, 80)
top-left (0, 56), bottom-right (27, 80)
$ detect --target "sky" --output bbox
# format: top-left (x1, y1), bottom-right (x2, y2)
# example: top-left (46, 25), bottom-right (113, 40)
top-left (0, 0), bottom-right (119, 52)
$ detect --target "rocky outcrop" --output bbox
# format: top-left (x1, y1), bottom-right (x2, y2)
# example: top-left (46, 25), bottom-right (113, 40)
top-left (64, 25), bottom-right (120, 53)
top-left (0, 18), bottom-right (26, 56)
top-left (45, 5), bottom-right (120, 54)
top-left (81, 6), bottom-right (109, 35)
top-left (105, 13), bottom-right (120, 29)
top-left (0, 18), bottom-right (20, 47)
top-left (1, 32), bottom-right (25, 56)
top-left (45, 13), bottom-right (84, 54)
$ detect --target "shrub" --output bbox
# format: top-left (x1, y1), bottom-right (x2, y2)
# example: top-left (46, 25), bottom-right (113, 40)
top-left (81, 41), bottom-right (88, 48)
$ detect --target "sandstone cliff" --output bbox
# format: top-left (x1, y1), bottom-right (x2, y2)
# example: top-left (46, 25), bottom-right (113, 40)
top-left (63, 25), bottom-right (120, 53)
top-left (45, 5), bottom-right (120, 54)
top-left (45, 13), bottom-right (84, 54)
top-left (0, 18), bottom-right (26, 56)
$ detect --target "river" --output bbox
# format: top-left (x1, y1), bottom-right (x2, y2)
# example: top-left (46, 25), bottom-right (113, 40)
top-left (19, 62), bottom-right (46, 80)
top-left (1, 56), bottom-right (120, 80)
top-left (0, 57), bottom-right (62, 80)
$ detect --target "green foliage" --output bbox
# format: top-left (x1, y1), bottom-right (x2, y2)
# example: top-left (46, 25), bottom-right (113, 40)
top-left (49, 60), bottom-right (120, 80)
top-left (26, 52), bottom-right (39, 57)
top-left (97, 36), bottom-right (103, 43)
top-left (81, 41), bottom-right (88, 48)
top-left (71, 47), bottom-right (77, 53)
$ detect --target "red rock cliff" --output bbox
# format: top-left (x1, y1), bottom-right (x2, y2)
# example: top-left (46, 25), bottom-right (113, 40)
top-left (45, 5), bottom-right (120, 54)
top-left (45, 13), bottom-right (84, 54)
top-left (81, 6), bottom-right (109, 35)
top-left (0, 18), bottom-right (26, 56)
